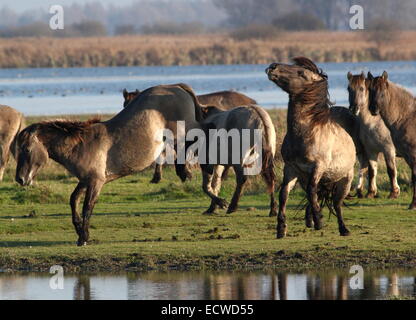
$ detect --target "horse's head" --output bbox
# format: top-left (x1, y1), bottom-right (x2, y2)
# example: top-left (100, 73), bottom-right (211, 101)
top-left (200, 105), bottom-right (224, 120)
top-left (368, 71), bottom-right (390, 116)
top-left (347, 71), bottom-right (370, 116)
top-left (122, 89), bottom-right (140, 108)
top-left (266, 57), bottom-right (326, 94)
top-left (15, 125), bottom-right (48, 186)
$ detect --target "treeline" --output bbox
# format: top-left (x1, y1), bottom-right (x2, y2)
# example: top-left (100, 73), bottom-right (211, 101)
top-left (1, 0), bottom-right (416, 38)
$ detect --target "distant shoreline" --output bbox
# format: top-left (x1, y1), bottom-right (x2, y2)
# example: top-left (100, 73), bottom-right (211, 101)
top-left (1, 31), bottom-right (416, 69)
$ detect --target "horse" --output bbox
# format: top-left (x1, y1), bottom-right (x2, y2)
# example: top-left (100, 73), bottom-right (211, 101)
top-left (347, 72), bottom-right (400, 199)
top-left (15, 83), bottom-right (203, 246)
top-left (368, 71), bottom-right (416, 209)
top-left (123, 88), bottom-right (257, 183)
top-left (0, 105), bottom-right (25, 181)
top-left (199, 105), bottom-right (277, 216)
top-left (266, 57), bottom-right (357, 238)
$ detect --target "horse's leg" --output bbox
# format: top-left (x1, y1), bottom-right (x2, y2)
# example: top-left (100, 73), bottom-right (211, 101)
top-left (221, 166), bottom-right (231, 180)
top-left (78, 179), bottom-right (104, 246)
top-left (175, 143), bottom-right (193, 182)
top-left (206, 165), bottom-right (226, 214)
top-left (277, 165), bottom-right (297, 238)
top-left (0, 145), bottom-right (9, 181)
top-left (384, 150), bottom-right (400, 199)
top-left (356, 152), bottom-right (368, 199)
top-left (305, 205), bottom-right (313, 228)
top-left (202, 166), bottom-right (228, 214)
top-left (307, 169), bottom-right (323, 230)
top-left (333, 170), bottom-right (354, 236)
top-left (409, 162), bottom-right (416, 210)
top-left (366, 154), bottom-right (378, 198)
top-left (227, 166), bottom-right (247, 214)
top-left (70, 182), bottom-right (86, 238)
top-left (150, 164), bottom-right (162, 184)
top-left (261, 160), bottom-right (277, 217)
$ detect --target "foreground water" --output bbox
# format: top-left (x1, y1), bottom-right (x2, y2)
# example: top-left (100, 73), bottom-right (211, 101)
top-left (1, 269), bottom-right (415, 300)
top-left (0, 61), bottom-right (416, 116)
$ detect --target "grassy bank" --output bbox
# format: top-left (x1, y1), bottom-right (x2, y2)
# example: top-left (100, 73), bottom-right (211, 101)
top-left (0, 110), bottom-right (416, 272)
top-left (1, 31), bottom-right (416, 68)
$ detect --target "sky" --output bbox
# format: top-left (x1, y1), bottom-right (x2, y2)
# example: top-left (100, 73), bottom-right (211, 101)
top-left (1, 0), bottom-right (138, 12)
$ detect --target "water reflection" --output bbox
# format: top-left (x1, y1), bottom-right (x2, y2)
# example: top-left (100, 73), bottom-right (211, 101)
top-left (0, 270), bottom-right (415, 300)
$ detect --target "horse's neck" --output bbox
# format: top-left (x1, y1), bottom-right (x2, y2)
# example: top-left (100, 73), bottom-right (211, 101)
top-left (286, 97), bottom-right (326, 136)
top-left (358, 102), bottom-right (375, 123)
top-left (384, 83), bottom-right (415, 125)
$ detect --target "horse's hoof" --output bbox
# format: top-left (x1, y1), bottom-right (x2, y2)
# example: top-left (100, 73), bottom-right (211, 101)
top-left (345, 194), bottom-right (355, 200)
top-left (215, 198), bottom-right (228, 209)
top-left (150, 176), bottom-right (161, 184)
top-left (408, 204), bottom-right (416, 210)
top-left (366, 192), bottom-right (376, 199)
top-left (305, 219), bottom-right (313, 228)
top-left (77, 240), bottom-right (87, 246)
top-left (276, 224), bottom-right (287, 239)
top-left (269, 211), bottom-right (277, 217)
top-left (388, 191), bottom-right (400, 199)
top-left (313, 221), bottom-right (323, 230)
top-left (226, 207), bottom-right (237, 214)
top-left (202, 211), bottom-right (216, 215)
top-left (185, 171), bottom-right (193, 181)
top-left (339, 228), bottom-right (351, 236)
top-left (356, 190), bottom-right (364, 199)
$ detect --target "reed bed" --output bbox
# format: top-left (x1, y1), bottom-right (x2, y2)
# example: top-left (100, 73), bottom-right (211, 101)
top-left (1, 31), bottom-right (416, 68)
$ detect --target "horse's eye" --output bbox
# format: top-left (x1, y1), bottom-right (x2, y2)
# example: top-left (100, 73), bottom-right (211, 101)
top-left (359, 87), bottom-right (364, 92)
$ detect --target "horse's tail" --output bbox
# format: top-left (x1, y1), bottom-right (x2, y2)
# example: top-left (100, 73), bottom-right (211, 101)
top-left (10, 113), bottom-right (25, 160)
top-left (175, 83), bottom-right (204, 122)
top-left (250, 105), bottom-right (277, 194)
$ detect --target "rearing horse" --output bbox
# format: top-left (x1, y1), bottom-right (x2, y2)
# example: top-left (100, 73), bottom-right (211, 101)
top-left (15, 84), bottom-right (203, 246)
top-left (266, 57), bottom-right (357, 238)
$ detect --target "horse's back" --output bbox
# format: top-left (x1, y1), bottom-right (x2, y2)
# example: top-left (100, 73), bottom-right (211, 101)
top-left (198, 91), bottom-right (257, 110)
top-left (0, 105), bottom-right (23, 142)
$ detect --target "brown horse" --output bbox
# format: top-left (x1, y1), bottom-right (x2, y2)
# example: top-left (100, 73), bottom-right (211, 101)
top-left (0, 105), bottom-right (25, 181)
top-left (200, 105), bottom-right (277, 216)
top-left (123, 88), bottom-right (257, 183)
top-left (15, 84), bottom-right (203, 246)
top-left (348, 72), bottom-right (400, 199)
top-left (266, 57), bottom-right (357, 238)
top-left (368, 71), bottom-right (416, 209)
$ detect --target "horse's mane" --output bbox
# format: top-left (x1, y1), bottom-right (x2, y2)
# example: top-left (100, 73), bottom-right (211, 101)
top-left (293, 56), bottom-right (328, 80)
top-left (291, 57), bottom-right (332, 126)
top-left (35, 118), bottom-right (101, 145)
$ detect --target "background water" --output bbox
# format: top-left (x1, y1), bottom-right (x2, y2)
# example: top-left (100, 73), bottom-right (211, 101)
top-left (0, 269), bottom-right (415, 300)
top-left (1, 61), bottom-right (416, 116)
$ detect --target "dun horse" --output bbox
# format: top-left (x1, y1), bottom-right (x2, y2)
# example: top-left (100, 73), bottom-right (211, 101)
top-left (266, 57), bottom-right (357, 238)
top-left (348, 72), bottom-right (400, 199)
top-left (0, 105), bottom-right (25, 181)
top-left (368, 71), bottom-right (416, 209)
top-left (200, 105), bottom-right (277, 216)
top-left (123, 88), bottom-right (257, 183)
top-left (15, 84), bottom-right (203, 246)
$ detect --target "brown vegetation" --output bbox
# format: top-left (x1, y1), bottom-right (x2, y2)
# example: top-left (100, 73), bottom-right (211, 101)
top-left (1, 31), bottom-right (416, 68)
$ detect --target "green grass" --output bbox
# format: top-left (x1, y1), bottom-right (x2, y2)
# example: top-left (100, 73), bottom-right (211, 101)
top-left (1, 111), bottom-right (416, 272)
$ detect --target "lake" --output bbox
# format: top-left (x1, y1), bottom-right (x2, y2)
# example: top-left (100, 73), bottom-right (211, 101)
top-left (1, 61), bottom-right (416, 116)
top-left (1, 269), bottom-right (415, 300)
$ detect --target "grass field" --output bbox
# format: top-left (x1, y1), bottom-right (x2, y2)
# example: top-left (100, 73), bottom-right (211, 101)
top-left (1, 31), bottom-right (416, 68)
top-left (1, 110), bottom-right (416, 272)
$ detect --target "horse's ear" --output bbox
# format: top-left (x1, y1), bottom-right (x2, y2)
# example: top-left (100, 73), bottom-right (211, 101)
top-left (123, 89), bottom-right (128, 99)
top-left (367, 72), bottom-right (374, 81)
top-left (382, 71), bottom-right (388, 81)
top-left (360, 71), bottom-right (365, 79)
top-left (135, 89), bottom-right (140, 94)
top-left (347, 72), bottom-right (353, 81)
